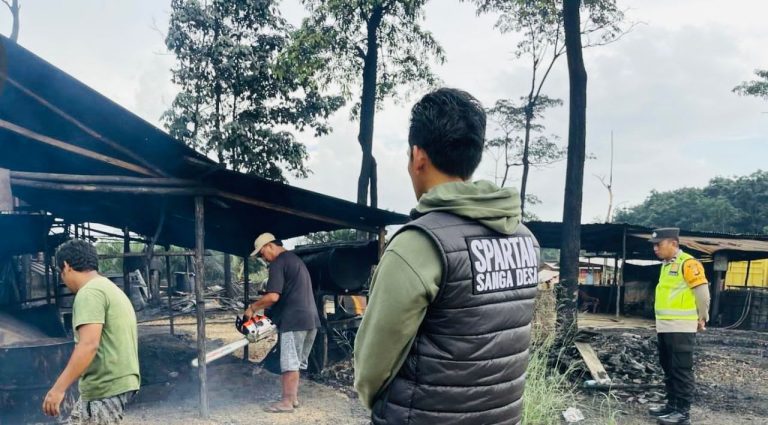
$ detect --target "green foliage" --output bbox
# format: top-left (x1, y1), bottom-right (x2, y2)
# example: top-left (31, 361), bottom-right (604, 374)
top-left (301, 229), bottom-right (359, 245)
top-left (471, 0), bottom-right (626, 216)
top-left (486, 97), bottom-right (566, 180)
top-left (615, 171), bottom-right (768, 234)
top-left (733, 69), bottom-right (768, 100)
top-left (286, 0), bottom-right (445, 115)
top-left (164, 0), bottom-right (344, 182)
top-left (523, 193), bottom-right (543, 222)
top-left (94, 241), bottom-right (266, 285)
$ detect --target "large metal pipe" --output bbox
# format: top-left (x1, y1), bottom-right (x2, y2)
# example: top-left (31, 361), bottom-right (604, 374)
top-left (295, 241), bottom-right (379, 294)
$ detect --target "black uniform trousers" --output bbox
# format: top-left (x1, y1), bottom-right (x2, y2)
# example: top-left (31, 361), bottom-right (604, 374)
top-left (657, 332), bottom-right (696, 409)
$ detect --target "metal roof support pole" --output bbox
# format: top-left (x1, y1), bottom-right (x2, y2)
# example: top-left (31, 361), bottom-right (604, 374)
top-left (243, 256), bottom-right (250, 362)
top-left (194, 196), bottom-right (209, 418)
top-left (617, 226), bottom-right (627, 318)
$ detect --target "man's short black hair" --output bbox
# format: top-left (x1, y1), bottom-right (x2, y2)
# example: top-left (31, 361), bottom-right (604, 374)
top-left (56, 239), bottom-right (99, 272)
top-left (408, 88), bottom-right (486, 179)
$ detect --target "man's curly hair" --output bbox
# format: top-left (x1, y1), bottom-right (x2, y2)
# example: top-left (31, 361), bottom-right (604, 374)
top-left (56, 239), bottom-right (99, 272)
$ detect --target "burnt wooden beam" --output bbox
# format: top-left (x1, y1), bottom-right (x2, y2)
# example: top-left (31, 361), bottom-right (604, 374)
top-left (10, 179), bottom-right (212, 196)
top-left (165, 244), bottom-right (175, 336)
top-left (10, 171), bottom-right (195, 187)
top-left (3, 76), bottom-right (168, 177)
top-left (218, 191), bottom-right (377, 232)
top-left (194, 196), bottom-right (209, 418)
top-left (0, 119), bottom-right (155, 176)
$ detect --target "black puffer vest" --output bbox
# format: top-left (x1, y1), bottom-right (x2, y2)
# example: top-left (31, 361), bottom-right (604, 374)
top-left (371, 212), bottom-right (539, 425)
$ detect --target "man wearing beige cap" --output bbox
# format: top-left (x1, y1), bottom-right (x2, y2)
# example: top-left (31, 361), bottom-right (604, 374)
top-left (243, 233), bottom-right (320, 413)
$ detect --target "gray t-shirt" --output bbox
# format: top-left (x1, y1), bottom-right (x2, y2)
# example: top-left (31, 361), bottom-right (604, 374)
top-left (265, 251), bottom-right (321, 332)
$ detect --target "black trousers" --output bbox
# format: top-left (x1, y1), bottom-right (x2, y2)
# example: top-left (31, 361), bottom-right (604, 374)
top-left (657, 332), bottom-right (696, 408)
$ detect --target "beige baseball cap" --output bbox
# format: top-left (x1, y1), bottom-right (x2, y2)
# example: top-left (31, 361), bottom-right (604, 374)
top-left (250, 232), bottom-right (276, 257)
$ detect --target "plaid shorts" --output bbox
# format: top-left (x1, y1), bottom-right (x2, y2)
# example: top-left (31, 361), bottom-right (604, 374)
top-left (64, 391), bottom-right (137, 425)
top-left (279, 329), bottom-right (317, 372)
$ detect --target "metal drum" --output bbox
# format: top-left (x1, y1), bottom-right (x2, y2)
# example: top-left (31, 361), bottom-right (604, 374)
top-left (0, 305), bottom-right (78, 424)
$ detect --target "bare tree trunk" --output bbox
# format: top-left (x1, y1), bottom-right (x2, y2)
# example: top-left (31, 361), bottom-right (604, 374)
top-left (520, 105), bottom-right (534, 215)
top-left (557, 0), bottom-right (588, 346)
top-left (5, 0), bottom-right (19, 42)
top-left (356, 5), bottom-right (383, 207)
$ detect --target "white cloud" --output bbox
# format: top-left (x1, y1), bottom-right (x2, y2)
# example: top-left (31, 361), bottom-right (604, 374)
top-left (6, 0), bottom-right (768, 226)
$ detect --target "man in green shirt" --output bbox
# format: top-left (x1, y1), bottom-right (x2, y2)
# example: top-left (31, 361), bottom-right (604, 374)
top-left (355, 88), bottom-right (538, 424)
top-left (43, 240), bottom-right (140, 424)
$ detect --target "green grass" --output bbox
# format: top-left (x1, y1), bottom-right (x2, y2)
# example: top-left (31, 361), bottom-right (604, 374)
top-left (522, 290), bottom-right (625, 424)
top-left (522, 334), bottom-right (578, 424)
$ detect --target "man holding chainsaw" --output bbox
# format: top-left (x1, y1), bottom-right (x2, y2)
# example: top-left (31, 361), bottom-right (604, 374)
top-left (244, 233), bottom-right (321, 414)
top-left (354, 88), bottom-right (540, 424)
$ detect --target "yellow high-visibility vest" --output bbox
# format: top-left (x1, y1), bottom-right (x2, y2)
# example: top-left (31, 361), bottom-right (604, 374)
top-left (655, 251), bottom-right (699, 321)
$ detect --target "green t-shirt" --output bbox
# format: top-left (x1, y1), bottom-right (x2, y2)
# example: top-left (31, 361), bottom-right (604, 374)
top-left (72, 276), bottom-right (140, 400)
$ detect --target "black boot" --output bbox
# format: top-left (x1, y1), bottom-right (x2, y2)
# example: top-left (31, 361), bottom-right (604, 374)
top-left (657, 401), bottom-right (691, 425)
top-left (648, 398), bottom-right (676, 417)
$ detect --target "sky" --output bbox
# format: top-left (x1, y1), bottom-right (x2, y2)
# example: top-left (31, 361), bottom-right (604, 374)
top-left (2, 0), bottom-right (767, 223)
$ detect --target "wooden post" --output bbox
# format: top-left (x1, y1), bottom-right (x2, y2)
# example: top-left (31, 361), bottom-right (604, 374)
top-left (123, 228), bottom-right (131, 300)
top-left (165, 244), bottom-right (174, 336)
top-left (53, 261), bottom-right (60, 307)
top-left (712, 271), bottom-right (724, 324)
top-left (194, 196), bottom-right (209, 418)
top-left (616, 226), bottom-right (627, 318)
top-left (243, 257), bottom-right (250, 362)
top-left (224, 254), bottom-right (232, 299)
top-left (377, 227), bottom-right (387, 259)
top-left (44, 241), bottom-right (52, 304)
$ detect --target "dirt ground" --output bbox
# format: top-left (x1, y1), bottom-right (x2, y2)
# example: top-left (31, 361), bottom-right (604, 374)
top-left (123, 314), bottom-right (369, 425)
top-left (122, 309), bottom-right (767, 425)
top-left (574, 322), bottom-right (768, 424)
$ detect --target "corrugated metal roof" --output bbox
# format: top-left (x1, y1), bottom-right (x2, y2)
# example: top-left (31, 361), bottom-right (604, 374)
top-left (0, 36), bottom-right (407, 256)
top-left (527, 221), bottom-right (768, 261)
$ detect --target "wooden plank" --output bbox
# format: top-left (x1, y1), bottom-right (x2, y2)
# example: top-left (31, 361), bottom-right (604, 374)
top-left (0, 168), bottom-right (12, 211)
top-left (575, 341), bottom-right (612, 384)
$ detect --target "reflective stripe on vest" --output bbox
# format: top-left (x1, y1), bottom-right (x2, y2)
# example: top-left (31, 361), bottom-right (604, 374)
top-left (655, 251), bottom-right (699, 321)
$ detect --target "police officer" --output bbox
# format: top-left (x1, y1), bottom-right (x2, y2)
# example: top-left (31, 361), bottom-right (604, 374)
top-left (648, 228), bottom-right (710, 425)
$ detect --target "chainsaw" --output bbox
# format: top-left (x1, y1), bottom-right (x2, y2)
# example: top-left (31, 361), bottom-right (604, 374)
top-left (191, 314), bottom-right (277, 367)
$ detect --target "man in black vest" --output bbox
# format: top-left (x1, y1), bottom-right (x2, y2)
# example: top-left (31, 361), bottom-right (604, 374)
top-left (354, 88), bottom-right (539, 424)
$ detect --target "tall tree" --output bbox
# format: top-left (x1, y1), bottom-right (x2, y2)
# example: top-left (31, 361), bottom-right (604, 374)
top-left (615, 171), bottom-right (768, 234)
top-left (164, 0), bottom-right (343, 183)
top-left (286, 0), bottom-right (445, 207)
top-left (557, 0), bottom-right (588, 341)
top-left (2, 0), bottom-right (19, 41)
top-left (733, 69), bottom-right (768, 100)
top-left (486, 96), bottom-right (564, 191)
top-left (614, 188), bottom-right (744, 234)
top-left (469, 0), bottom-right (626, 215)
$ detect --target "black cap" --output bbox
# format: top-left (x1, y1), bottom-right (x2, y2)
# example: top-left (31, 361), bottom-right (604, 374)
top-left (649, 227), bottom-right (680, 243)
